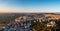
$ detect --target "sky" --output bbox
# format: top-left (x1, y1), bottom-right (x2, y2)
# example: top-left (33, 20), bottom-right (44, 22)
top-left (0, 0), bottom-right (60, 13)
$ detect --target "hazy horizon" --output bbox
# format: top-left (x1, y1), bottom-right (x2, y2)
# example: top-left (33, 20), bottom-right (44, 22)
top-left (0, 0), bottom-right (60, 13)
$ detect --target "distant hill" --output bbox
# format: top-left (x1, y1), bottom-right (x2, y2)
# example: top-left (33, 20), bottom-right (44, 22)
top-left (44, 13), bottom-right (60, 20)
top-left (0, 13), bottom-right (60, 24)
top-left (0, 13), bottom-right (25, 24)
